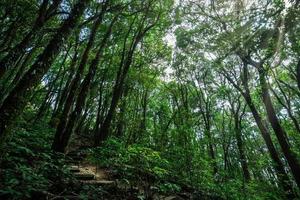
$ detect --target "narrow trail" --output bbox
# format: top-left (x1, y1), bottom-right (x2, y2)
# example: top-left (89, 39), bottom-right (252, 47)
top-left (65, 151), bottom-right (186, 200)
top-left (67, 151), bottom-right (115, 187)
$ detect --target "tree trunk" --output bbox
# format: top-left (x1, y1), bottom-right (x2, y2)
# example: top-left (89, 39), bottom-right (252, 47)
top-left (223, 64), bottom-right (296, 198)
top-left (34, 52), bottom-right (68, 122)
top-left (234, 114), bottom-right (251, 182)
top-left (0, 0), bottom-right (62, 78)
top-left (52, 15), bottom-right (113, 152)
top-left (50, 41), bottom-right (80, 126)
top-left (258, 65), bottom-right (300, 190)
top-left (242, 92), bottom-right (295, 197)
top-left (0, 0), bottom-right (90, 147)
top-left (139, 89), bottom-right (148, 135)
top-left (296, 59), bottom-right (300, 91)
top-left (52, 9), bottom-right (106, 152)
top-left (116, 98), bottom-right (127, 138)
top-left (93, 71), bottom-right (107, 141)
top-left (95, 8), bottom-right (158, 145)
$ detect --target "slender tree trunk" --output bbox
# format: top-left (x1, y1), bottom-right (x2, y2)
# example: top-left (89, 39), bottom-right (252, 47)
top-left (270, 85), bottom-right (300, 135)
top-left (52, 15), bottom-right (113, 152)
top-left (205, 124), bottom-right (217, 175)
top-left (234, 114), bottom-right (251, 182)
top-left (95, 8), bottom-right (158, 145)
top-left (0, 19), bottom-right (18, 53)
top-left (258, 65), bottom-right (300, 190)
top-left (50, 42), bottom-right (79, 126)
top-left (96, 50), bottom-right (136, 144)
top-left (223, 65), bottom-right (296, 198)
top-left (296, 59), bottom-right (300, 91)
top-left (93, 72), bottom-right (107, 141)
top-left (116, 98), bottom-right (127, 138)
top-left (139, 89), bottom-right (148, 135)
top-left (0, 0), bottom-right (62, 78)
top-left (34, 52), bottom-right (68, 122)
top-left (243, 92), bottom-right (295, 197)
top-left (96, 78), bottom-right (123, 144)
top-left (96, 49), bottom-right (133, 144)
top-left (52, 9), bottom-right (106, 152)
top-left (0, 0), bottom-right (90, 147)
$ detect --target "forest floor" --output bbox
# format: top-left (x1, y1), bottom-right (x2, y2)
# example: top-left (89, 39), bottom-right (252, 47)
top-left (0, 125), bottom-right (223, 200)
top-left (65, 151), bottom-right (187, 200)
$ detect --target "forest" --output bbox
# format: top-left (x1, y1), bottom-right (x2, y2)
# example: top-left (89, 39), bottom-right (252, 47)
top-left (0, 0), bottom-right (299, 199)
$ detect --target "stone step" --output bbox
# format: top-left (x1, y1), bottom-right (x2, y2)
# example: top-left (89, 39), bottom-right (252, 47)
top-left (81, 180), bottom-right (116, 189)
top-left (74, 173), bottom-right (95, 180)
top-left (81, 180), bottom-right (115, 186)
top-left (66, 159), bottom-right (80, 165)
top-left (69, 166), bottom-right (80, 173)
top-left (164, 196), bottom-right (185, 200)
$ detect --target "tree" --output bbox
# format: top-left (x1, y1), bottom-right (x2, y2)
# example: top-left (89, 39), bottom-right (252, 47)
top-left (0, 0), bottom-right (90, 147)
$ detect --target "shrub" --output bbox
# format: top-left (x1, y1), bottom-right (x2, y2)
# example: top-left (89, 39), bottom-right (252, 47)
top-left (89, 137), bottom-right (174, 195)
top-left (0, 122), bottom-right (75, 199)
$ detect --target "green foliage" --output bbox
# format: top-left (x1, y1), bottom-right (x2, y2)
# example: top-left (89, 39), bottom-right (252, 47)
top-left (1, 0), bottom-right (300, 199)
top-left (89, 137), bottom-right (175, 193)
top-left (0, 122), bottom-right (75, 199)
top-left (158, 182), bottom-right (181, 193)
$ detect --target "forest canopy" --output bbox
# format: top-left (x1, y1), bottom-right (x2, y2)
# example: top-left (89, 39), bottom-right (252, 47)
top-left (0, 0), bottom-right (300, 199)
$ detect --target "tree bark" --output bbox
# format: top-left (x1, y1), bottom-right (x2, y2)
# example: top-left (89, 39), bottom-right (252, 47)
top-left (296, 59), bottom-right (300, 91)
top-left (258, 64), bottom-right (300, 190)
top-left (52, 7), bottom-right (107, 152)
top-left (222, 64), bottom-right (295, 198)
top-left (0, 0), bottom-right (62, 78)
top-left (52, 14), bottom-right (114, 152)
top-left (50, 40), bottom-right (80, 126)
top-left (34, 51), bottom-right (69, 122)
top-left (234, 112), bottom-right (251, 182)
top-left (243, 91), bottom-right (295, 196)
top-left (96, 20), bottom-right (146, 144)
top-left (0, 0), bottom-right (90, 147)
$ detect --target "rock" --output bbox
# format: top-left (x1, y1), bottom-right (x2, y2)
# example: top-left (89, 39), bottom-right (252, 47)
top-left (74, 173), bottom-right (95, 180)
top-left (164, 195), bottom-right (185, 200)
top-left (81, 180), bottom-right (115, 186)
top-left (69, 166), bottom-right (80, 173)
